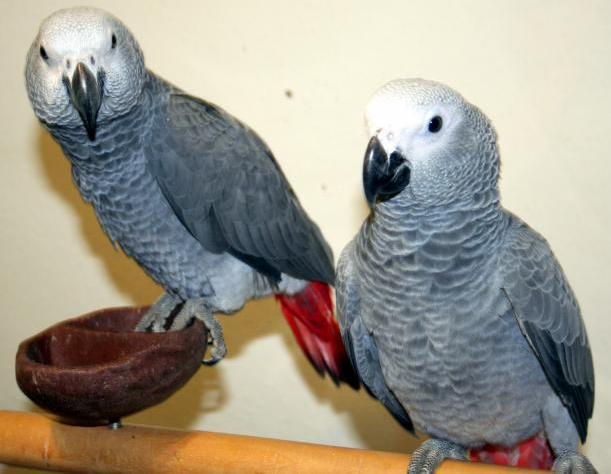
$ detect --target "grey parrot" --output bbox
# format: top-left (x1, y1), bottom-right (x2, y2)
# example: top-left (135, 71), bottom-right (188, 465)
top-left (25, 7), bottom-right (358, 388)
top-left (336, 79), bottom-right (595, 473)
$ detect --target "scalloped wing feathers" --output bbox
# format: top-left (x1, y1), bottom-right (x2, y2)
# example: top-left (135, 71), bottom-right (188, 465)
top-left (146, 91), bottom-right (334, 285)
top-left (500, 216), bottom-right (594, 442)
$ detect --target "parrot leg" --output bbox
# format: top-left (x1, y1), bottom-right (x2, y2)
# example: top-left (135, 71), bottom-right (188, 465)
top-left (543, 395), bottom-right (597, 473)
top-left (135, 293), bottom-right (180, 332)
top-left (408, 439), bottom-right (468, 474)
top-left (553, 452), bottom-right (597, 473)
top-left (174, 299), bottom-right (226, 365)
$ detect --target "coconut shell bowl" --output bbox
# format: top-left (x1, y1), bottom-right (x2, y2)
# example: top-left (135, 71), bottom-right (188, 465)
top-left (15, 306), bottom-right (207, 425)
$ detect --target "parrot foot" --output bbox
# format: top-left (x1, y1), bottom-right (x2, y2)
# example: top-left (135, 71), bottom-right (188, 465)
top-left (181, 299), bottom-right (226, 365)
top-left (136, 296), bottom-right (226, 364)
top-left (408, 439), bottom-right (467, 474)
top-left (553, 452), bottom-right (597, 474)
top-left (136, 293), bottom-right (180, 332)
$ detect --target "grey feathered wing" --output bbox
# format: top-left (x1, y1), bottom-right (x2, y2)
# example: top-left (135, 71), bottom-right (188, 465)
top-left (499, 217), bottom-right (594, 442)
top-left (146, 90), bottom-right (334, 285)
top-left (336, 242), bottom-right (415, 433)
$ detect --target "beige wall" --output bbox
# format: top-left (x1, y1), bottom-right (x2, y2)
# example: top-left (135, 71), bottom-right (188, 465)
top-left (1, 0), bottom-right (610, 471)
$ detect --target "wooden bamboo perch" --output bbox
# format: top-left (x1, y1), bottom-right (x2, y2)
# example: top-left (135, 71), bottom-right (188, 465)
top-left (0, 411), bottom-right (546, 473)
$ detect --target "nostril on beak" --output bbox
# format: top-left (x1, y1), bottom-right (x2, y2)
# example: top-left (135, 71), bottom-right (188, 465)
top-left (90, 56), bottom-right (95, 66)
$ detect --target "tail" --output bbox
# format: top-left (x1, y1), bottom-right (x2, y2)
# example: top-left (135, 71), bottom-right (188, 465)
top-left (470, 432), bottom-right (554, 470)
top-left (275, 282), bottom-right (360, 389)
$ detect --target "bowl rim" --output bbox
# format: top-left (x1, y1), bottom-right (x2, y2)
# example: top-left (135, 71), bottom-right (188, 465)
top-left (16, 306), bottom-right (204, 374)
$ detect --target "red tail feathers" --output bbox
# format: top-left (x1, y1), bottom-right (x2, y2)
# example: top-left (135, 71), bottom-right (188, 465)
top-left (470, 432), bottom-right (555, 470)
top-left (276, 282), bottom-right (360, 389)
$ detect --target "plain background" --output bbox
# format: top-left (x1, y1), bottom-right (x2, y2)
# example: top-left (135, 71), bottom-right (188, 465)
top-left (1, 0), bottom-right (610, 471)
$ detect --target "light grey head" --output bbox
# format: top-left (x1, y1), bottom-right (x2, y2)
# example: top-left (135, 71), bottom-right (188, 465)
top-left (362, 79), bottom-right (499, 207)
top-left (25, 7), bottom-right (145, 140)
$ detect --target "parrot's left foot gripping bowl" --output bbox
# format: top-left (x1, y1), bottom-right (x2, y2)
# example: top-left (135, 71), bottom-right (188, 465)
top-left (15, 307), bottom-right (207, 425)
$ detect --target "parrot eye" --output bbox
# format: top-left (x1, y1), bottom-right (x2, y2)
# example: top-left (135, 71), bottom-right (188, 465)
top-left (39, 45), bottom-right (49, 61)
top-left (111, 33), bottom-right (117, 49)
top-left (428, 116), bottom-right (443, 133)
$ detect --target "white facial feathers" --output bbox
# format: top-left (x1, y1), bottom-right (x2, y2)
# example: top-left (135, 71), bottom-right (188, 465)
top-left (365, 78), bottom-right (467, 153)
top-left (26, 7), bottom-right (145, 129)
top-left (37, 8), bottom-right (118, 63)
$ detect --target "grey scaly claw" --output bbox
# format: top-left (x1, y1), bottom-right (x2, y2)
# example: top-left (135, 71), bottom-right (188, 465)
top-left (140, 296), bottom-right (226, 363)
top-left (168, 304), bottom-right (193, 332)
top-left (201, 313), bottom-right (226, 365)
top-left (182, 299), bottom-right (226, 365)
top-left (408, 439), bottom-right (467, 474)
top-left (553, 452), bottom-right (597, 474)
top-left (136, 293), bottom-right (179, 332)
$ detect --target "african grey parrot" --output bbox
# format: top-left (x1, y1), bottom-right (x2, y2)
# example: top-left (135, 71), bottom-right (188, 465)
top-left (336, 79), bottom-right (596, 473)
top-left (25, 7), bottom-right (358, 388)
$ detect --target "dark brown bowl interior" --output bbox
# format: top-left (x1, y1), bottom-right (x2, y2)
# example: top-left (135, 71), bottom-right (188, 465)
top-left (16, 307), bottom-right (207, 423)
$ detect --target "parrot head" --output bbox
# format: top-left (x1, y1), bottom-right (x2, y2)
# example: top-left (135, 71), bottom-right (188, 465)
top-left (25, 7), bottom-right (145, 141)
top-left (363, 79), bottom-right (500, 208)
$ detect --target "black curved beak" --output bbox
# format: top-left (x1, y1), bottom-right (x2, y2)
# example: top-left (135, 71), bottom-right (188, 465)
top-left (68, 62), bottom-right (103, 141)
top-left (362, 136), bottom-right (411, 207)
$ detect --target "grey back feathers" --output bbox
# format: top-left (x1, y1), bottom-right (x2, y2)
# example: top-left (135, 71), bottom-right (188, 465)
top-left (147, 87), bottom-right (335, 285)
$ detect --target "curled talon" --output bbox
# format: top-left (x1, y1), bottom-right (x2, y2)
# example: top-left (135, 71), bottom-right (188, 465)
top-left (200, 320), bottom-right (226, 365)
top-left (408, 439), bottom-right (467, 474)
top-left (181, 299), bottom-right (227, 365)
top-left (553, 452), bottom-right (597, 474)
top-left (202, 342), bottom-right (226, 366)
